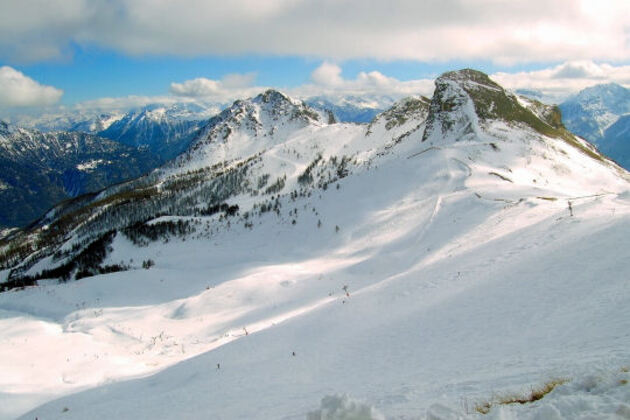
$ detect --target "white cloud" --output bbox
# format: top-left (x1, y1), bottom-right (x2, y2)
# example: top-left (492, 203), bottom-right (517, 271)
top-left (221, 73), bottom-right (257, 89)
top-left (1, 0), bottom-right (629, 64)
top-left (0, 66), bottom-right (63, 107)
top-left (167, 60), bottom-right (630, 107)
top-left (169, 73), bottom-right (258, 99)
top-left (75, 95), bottom-right (184, 112)
top-left (491, 61), bottom-right (630, 103)
top-left (311, 62), bottom-right (344, 87)
top-left (295, 62), bottom-right (435, 100)
top-left (0, 0), bottom-right (90, 62)
top-left (170, 79), bottom-right (223, 97)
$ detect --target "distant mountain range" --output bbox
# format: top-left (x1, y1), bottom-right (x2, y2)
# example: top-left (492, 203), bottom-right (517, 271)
top-left (0, 121), bottom-right (159, 228)
top-left (0, 104), bottom-right (217, 229)
top-left (97, 104), bottom-right (212, 162)
top-left (559, 83), bottom-right (630, 169)
top-left (305, 95), bottom-right (396, 123)
top-left (13, 102), bottom-right (221, 163)
top-left (10, 110), bottom-right (125, 133)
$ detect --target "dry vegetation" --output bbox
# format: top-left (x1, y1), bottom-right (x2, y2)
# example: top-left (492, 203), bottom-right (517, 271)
top-left (475, 378), bottom-right (569, 415)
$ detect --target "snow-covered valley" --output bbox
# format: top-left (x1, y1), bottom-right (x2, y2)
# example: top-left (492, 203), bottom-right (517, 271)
top-left (1, 70), bottom-right (629, 419)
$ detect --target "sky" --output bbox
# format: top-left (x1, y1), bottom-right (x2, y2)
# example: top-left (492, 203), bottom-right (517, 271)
top-left (1, 0), bottom-right (630, 116)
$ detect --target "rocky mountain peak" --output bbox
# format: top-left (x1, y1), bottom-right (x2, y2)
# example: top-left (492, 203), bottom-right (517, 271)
top-left (439, 68), bottom-right (502, 89)
top-left (367, 96), bottom-right (430, 133)
top-left (569, 83), bottom-right (630, 108)
top-left (254, 89), bottom-right (321, 124)
top-left (421, 70), bottom-right (484, 143)
top-left (422, 69), bottom-right (570, 143)
top-left (254, 89), bottom-right (292, 105)
top-left (208, 89), bottom-right (320, 130)
top-left (172, 90), bottom-right (322, 172)
top-left (0, 120), bottom-right (10, 136)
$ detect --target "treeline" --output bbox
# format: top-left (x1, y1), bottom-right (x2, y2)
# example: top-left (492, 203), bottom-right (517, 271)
top-left (197, 203), bottom-right (240, 217)
top-left (1, 147), bottom-right (360, 292)
top-left (0, 160), bottom-right (253, 281)
top-left (3, 231), bottom-right (123, 290)
top-left (123, 220), bottom-right (197, 246)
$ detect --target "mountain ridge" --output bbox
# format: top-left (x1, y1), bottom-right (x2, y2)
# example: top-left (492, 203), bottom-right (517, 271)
top-left (558, 82), bottom-right (630, 170)
top-left (559, 82), bottom-right (630, 141)
top-left (97, 106), bottom-right (206, 162)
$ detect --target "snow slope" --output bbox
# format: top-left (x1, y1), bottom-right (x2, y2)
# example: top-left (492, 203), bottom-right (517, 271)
top-left (1, 70), bottom-right (629, 420)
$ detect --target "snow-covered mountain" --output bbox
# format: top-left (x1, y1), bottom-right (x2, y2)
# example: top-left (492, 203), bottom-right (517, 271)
top-left (97, 104), bottom-right (211, 162)
top-left (1, 70), bottom-right (629, 420)
top-left (10, 110), bottom-right (125, 134)
top-left (559, 83), bottom-right (630, 141)
top-left (559, 83), bottom-right (630, 170)
top-left (0, 121), bottom-right (159, 228)
top-left (514, 88), bottom-right (546, 101)
top-left (169, 89), bottom-right (325, 174)
top-left (599, 115), bottom-right (630, 169)
top-left (305, 94), bottom-right (396, 123)
top-left (68, 113), bottom-right (126, 134)
top-left (10, 102), bottom-right (222, 163)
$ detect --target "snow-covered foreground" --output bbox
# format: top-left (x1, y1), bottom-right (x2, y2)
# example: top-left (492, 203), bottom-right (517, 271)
top-left (2, 141), bottom-right (630, 419)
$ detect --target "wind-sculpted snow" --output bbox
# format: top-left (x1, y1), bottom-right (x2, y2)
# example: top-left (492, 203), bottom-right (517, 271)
top-left (0, 71), bottom-right (629, 419)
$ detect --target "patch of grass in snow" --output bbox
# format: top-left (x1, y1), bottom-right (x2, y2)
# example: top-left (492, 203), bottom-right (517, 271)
top-left (475, 378), bottom-right (569, 415)
top-left (488, 172), bottom-right (513, 183)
